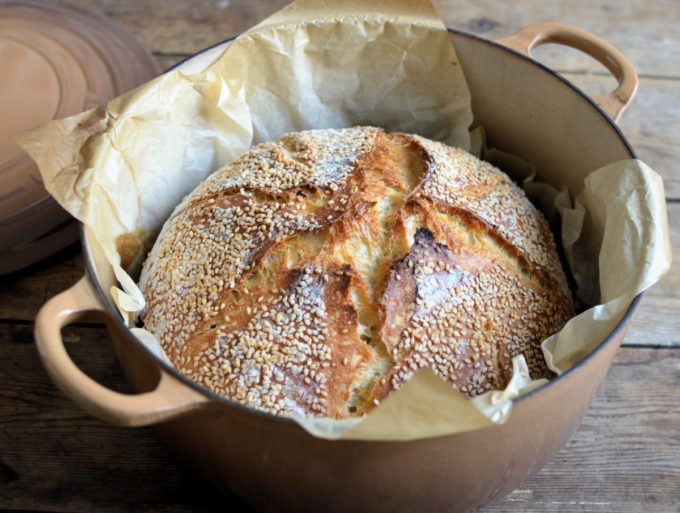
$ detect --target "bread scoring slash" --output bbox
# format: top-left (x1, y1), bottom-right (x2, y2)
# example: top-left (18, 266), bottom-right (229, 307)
top-left (139, 127), bottom-right (574, 418)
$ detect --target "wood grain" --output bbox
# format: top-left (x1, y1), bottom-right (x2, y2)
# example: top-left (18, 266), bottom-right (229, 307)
top-left (0, 324), bottom-right (677, 512)
top-left (0, 244), bottom-right (82, 322)
top-left (434, 0), bottom-right (680, 78)
top-left (76, 0), bottom-right (289, 56)
top-left (67, 0), bottom-right (680, 78)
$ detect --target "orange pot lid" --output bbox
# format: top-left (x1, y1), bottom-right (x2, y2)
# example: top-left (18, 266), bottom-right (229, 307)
top-left (0, 0), bottom-right (162, 275)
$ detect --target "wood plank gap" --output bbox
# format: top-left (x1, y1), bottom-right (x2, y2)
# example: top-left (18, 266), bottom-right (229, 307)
top-left (0, 507), bottom-right (87, 513)
top-left (621, 343), bottom-right (680, 350)
top-left (0, 319), bottom-right (107, 329)
top-left (0, 319), bottom-right (35, 326)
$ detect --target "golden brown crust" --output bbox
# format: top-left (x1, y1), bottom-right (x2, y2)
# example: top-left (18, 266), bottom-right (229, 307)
top-left (139, 127), bottom-right (574, 418)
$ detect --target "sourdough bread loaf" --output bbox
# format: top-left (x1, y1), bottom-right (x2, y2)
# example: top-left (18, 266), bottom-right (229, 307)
top-left (139, 127), bottom-right (573, 418)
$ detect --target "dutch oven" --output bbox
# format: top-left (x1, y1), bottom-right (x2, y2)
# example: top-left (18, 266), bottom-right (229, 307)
top-left (34, 22), bottom-right (640, 513)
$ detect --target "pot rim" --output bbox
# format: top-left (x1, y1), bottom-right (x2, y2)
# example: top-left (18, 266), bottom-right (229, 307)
top-left (80, 27), bottom-right (642, 428)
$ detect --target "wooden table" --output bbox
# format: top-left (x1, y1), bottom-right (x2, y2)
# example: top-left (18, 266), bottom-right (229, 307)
top-left (1, 1), bottom-right (678, 512)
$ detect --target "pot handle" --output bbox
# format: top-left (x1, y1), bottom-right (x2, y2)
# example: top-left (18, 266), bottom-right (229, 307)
top-left (498, 22), bottom-right (638, 122)
top-left (34, 277), bottom-right (210, 427)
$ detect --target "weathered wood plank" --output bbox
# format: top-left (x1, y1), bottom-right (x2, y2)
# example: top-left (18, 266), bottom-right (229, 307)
top-left (0, 324), bottom-right (677, 512)
top-left (77, 0), bottom-right (288, 56)
top-left (0, 244), bottom-right (82, 322)
top-left (68, 0), bottom-right (680, 78)
top-left (435, 0), bottom-right (680, 78)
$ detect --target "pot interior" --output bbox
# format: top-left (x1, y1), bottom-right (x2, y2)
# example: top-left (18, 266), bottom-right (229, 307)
top-left (451, 32), bottom-right (634, 193)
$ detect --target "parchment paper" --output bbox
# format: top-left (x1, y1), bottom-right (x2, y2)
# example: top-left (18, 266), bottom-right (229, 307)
top-left (18, 0), bottom-right (671, 441)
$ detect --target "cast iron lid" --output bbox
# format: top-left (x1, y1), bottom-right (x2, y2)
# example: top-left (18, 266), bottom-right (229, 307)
top-left (0, 0), bottom-right (162, 275)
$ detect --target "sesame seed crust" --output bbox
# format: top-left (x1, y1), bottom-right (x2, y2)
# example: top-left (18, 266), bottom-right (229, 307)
top-left (139, 127), bottom-right (574, 419)
top-left (362, 228), bottom-right (572, 409)
top-left (413, 136), bottom-right (571, 300)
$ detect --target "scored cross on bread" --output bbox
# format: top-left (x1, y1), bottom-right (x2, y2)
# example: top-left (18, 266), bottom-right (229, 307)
top-left (139, 127), bottom-right (573, 418)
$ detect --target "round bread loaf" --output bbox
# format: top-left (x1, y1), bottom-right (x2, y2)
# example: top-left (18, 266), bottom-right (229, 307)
top-left (139, 127), bottom-right (573, 418)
